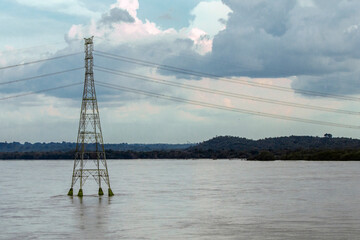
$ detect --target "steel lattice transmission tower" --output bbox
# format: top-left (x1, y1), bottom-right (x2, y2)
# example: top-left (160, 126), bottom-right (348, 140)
top-left (67, 37), bottom-right (114, 197)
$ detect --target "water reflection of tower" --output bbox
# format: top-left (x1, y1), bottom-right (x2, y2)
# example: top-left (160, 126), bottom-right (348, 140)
top-left (67, 37), bottom-right (114, 197)
top-left (70, 197), bottom-right (111, 238)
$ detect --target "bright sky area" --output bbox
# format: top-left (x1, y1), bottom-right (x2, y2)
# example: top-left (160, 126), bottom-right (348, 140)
top-left (1, 0), bottom-right (360, 143)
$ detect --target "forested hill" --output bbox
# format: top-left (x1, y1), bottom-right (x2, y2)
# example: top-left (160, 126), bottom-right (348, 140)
top-left (0, 142), bottom-right (194, 153)
top-left (2, 135), bottom-right (360, 160)
top-left (1, 135), bottom-right (359, 153)
top-left (191, 135), bottom-right (360, 151)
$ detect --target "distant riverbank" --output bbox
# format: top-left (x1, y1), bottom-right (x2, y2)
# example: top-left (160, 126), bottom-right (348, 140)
top-left (1, 148), bottom-right (360, 160)
top-left (2, 135), bottom-right (360, 160)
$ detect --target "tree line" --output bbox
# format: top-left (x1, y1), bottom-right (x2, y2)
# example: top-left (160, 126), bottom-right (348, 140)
top-left (1, 148), bottom-right (360, 160)
top-left (1, 135), bottom-right (360, 160)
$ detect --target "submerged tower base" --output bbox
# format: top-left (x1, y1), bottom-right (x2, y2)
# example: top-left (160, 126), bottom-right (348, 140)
top-left (108, 188), bottom-right (114, 197)
top-left (67, 188), bottom-right (73, 196)
top-left (77, 189), bottom-right (83, 197)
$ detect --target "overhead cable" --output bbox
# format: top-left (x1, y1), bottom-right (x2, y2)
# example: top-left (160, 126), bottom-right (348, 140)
top-left (0, 52), bottom-right (82, 70)
top-left (0, 67), bottom-right (84, 86)
top-left (96, 81), bottom-right (360, 130)
top-left (0, 82), bottom-right (82, 101)
top-left (94, 50), bottom-right (360, 102)
top-left (0, 40), bottom-right (68, 54)
top-left (94, 65), bottom-right (360, 116)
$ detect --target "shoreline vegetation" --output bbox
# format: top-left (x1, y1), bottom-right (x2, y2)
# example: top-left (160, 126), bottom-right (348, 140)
top-left (1, 135), bottom-right (360, 160)
top-left (1, 149), bottom-right (360, 161)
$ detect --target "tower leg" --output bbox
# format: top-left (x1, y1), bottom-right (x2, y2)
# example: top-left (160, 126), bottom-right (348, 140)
top-left (98, 187), bottom-right (104, 196)
top-left (67, 188), bottom-right (73, 196)
top-left (78, 189), bottom-right (83, 197)
top-left (108, 188), bottom-right (114, 197)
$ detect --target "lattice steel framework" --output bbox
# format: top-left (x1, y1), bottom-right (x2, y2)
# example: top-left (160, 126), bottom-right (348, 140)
top-left (67, 37), bottom-right (114, 197)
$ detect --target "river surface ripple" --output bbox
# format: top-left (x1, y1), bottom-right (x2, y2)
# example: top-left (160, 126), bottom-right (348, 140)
top-left (1, 160), bottom-right (360, 239)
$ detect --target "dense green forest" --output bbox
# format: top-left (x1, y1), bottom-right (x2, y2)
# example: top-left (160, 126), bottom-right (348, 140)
top-left (1, 135), bottom-right (360, 160)
top-left (191, 135), bottom-right (360, 151)
top-left (0, 142), bottom-right (193, 152)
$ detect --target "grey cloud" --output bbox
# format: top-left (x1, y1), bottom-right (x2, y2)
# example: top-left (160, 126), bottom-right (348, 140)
top-left (7, 0), bottom-right (360, 101)
top-left (0, 37), bottom-right (196, 102)
top-left (161, 0), bottom-right (360, 95)
top-left (292, 69), bottom-right (360, 96)
top-left (100, 8), bottom-right (135, 25)
top-left (218, 18), bottom-right (227, 25)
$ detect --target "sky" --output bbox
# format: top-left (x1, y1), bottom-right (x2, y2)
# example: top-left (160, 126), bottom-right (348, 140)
top-left (1, 0), bottom-right (360, 143)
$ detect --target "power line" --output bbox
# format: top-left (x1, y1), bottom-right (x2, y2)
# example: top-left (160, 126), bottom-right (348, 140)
top-left (96, 81), bottom-right (360, 130)
top-left (0, 67), bottom-right (84, 86)
top-left (0, 40), bottom-right (68, 54)
top-left (0, 82), bottom-right (83, 101)
top-left (94, 50), bottom-right (360, 102)
top-left (94, 65), bottom-right (360, 116)
top-left (0, 52), bottom-right (82, 70)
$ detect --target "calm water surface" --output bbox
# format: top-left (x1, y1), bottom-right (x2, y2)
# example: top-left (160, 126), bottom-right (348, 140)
top-left (1, 160), bottom-right (360, 239)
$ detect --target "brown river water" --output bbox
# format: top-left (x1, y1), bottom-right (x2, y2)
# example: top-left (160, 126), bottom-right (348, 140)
top-left (1, 160), bottom-right (360, 239)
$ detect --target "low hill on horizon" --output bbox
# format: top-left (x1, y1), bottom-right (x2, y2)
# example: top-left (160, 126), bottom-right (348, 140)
top-left (2, 135), bottom-right (360, 160)
top-left (191, 135), bottom-right (360, 152)
top-left (1, 135), bottom-right (359, 153)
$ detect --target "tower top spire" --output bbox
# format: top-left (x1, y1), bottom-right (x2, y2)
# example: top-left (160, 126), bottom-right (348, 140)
top-left (84, 36), bottom-right (94, 45)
